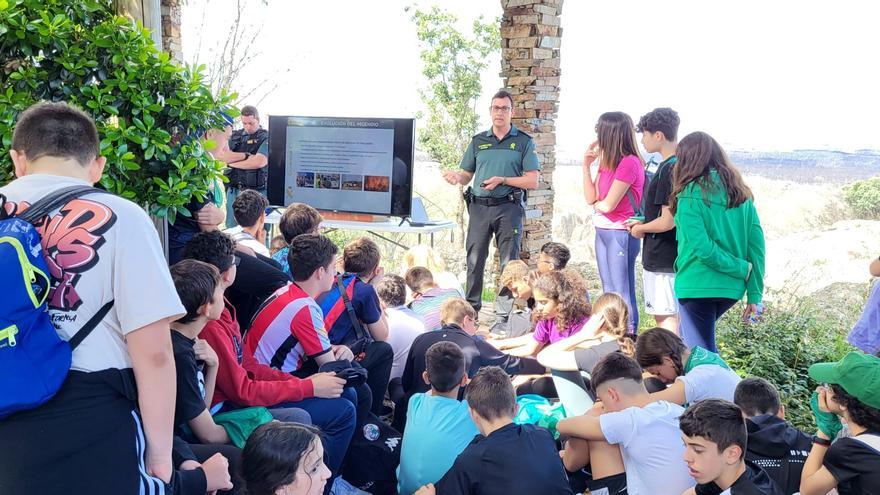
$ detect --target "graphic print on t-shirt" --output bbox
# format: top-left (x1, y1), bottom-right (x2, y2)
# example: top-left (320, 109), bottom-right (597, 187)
top-left (4, 199), bottom-right (117, 313)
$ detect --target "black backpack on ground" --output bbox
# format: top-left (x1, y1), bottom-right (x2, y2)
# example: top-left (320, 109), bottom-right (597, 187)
top-left (342, 413), bottom-right (402, 495)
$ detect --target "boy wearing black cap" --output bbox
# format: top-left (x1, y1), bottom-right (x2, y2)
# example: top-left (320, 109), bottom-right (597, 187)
top-left (800, 352), bottom-right (880, 495)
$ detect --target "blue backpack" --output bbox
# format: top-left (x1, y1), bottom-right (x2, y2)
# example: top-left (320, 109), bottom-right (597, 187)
top-left (0, 185), bottom-right (114, 419)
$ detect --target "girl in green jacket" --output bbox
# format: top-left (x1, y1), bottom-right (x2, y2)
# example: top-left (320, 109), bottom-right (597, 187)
top-left (669, 132), bottom-right (765, 352)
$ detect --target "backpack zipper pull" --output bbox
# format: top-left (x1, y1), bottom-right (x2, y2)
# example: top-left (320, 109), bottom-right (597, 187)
top-left (0, 326), bottom-right (18, 347)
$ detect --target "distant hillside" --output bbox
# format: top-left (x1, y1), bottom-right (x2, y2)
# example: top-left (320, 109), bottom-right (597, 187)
top-left (555, 149), bottom-right (880, 184)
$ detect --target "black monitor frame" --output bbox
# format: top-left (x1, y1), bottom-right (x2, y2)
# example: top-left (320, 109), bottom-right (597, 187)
top-left (267, 115), bottom-right (415, 217)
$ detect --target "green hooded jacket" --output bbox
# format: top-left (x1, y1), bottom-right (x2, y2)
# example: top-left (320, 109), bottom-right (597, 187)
top-left (674, 172), bottom-right (765, 304)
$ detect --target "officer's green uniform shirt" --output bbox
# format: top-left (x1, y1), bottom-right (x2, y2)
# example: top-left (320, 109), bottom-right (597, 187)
top-left (459, 125), bottom-right (541, 198)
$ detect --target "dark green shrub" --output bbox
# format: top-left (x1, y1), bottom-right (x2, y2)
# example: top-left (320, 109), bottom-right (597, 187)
top-left (716, 294), bottom-right (857, 432)
top-left (0, 0), bottom-right (237, 222)
top-left (843, 178), bottom-right (880, 220)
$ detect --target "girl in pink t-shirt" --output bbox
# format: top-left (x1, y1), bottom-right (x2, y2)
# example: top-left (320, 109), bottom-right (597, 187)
top-left (491, 270), bottom-right (592, 358)
top-left (582, 112), bottom-right (646, 331)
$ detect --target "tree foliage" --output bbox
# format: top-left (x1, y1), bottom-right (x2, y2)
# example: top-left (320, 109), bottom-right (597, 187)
top-left (843, 177), bottom-right (880, 220)
top-left (410, 5), bottom-right (499, 171)
top-left (716, 296), bottom-right (856, 432)
top-left (0, 0), bottom-right (237, 223)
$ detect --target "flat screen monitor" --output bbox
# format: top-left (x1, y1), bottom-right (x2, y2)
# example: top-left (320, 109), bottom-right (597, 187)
top-left (267, 115), bottom-right (415, 217)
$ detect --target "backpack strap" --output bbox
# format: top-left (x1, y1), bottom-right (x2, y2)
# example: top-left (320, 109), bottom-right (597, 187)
top-left (854, 432), bottom-right (880, 453)
top-left (337, 275), bottom-right (370, 342)
top-left (12, 185), bottom-right (112, 350)
top-left (17, 185), bottom-right (105, 224)
top-left (68, 300), bottom-right (115, 350)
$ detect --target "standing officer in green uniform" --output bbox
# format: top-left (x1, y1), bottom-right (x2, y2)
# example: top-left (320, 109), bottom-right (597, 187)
top-left (443, 90), bottom-right (541, 314)
top-left (216, 105), bottom-right (269, 226)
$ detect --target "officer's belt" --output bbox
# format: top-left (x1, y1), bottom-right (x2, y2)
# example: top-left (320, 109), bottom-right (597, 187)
top-left (470, 191), bottom-right (522, 206)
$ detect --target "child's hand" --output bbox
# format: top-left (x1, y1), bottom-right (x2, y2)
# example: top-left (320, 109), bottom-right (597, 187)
top-left (811, 390), bottom-right (842, 439)
top-left (629, 224), bottom-right (645, 239)
top-left (583, 140), bottom-right (600, 167)
top-left (194, 339), bottom-right (219, 368)
top-left (415, 483), bottom-right (436, 495)
top-left (332, 345), bottom-right (354, 362)
top-left (309, 372), bottom-right (345, 399)
top-left (201, 453), bottom-right (233, 492)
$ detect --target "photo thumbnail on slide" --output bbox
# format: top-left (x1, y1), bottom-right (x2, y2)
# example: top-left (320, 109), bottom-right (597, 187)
top-left (284, 117), bottom-right (394, 213)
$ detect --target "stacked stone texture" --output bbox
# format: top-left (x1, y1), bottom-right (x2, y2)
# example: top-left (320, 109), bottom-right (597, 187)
top-left (160, 0), bottom-right (183, 61)
top-left (500, 0), bottom-right (561, 265)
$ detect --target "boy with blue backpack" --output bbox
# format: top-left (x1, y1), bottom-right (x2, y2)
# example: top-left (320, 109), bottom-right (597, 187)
top-left (0, 102), bottom-right (185, 494)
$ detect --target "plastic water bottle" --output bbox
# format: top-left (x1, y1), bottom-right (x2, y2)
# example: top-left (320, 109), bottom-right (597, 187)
top-left (748, 303), bottom-right (764, 324)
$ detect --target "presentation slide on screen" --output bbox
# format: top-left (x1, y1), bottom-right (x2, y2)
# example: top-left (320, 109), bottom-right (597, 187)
top-left (284, 117), bottom-right (394, 213)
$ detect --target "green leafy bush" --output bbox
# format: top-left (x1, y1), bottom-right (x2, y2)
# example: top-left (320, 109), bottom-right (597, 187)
top-left (716, 296), bottom-right (857, 432)
top-left (843, 178), bottom-right (880, 220)
top-left (0, 0), bottom-right (237, 222)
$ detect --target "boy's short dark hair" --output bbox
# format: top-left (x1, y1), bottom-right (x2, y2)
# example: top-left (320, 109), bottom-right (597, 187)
top-left (240, 105), bottom-right (259, 120)
top-left (734, 377), bottom-right (781, 417)
top-left (182, 230), bottom-right (238, 273)
top-left (590, 352), bottom-right (644, 392)
top-left (425, 341), bottom-right (466, 393)
top-left (636, 107), bottom-right (680, 142)
top-left (492, 89), bottom-right (514, 107)
top-left (12, 101), bottom-right (99, 167)
top-left (679, 399), bottom-right (747, 459)
top-left (232, 190), bottom-right (269, 228)
top-left (289, 234), bottom-right (338, 282)
top-left (343, 237), bottom-right (381, 278)
top-left (404, 266), bottom-right (434, 293)
top-left (466, 366), bottom-right (516, 421)
top-left (279, 203), bottom-right (323, 243)
top-left (540, 242), bottom-right (571, 269)
top-left (170, 260), bottom-right (220, 324)
top-left (376, 274), bottom-right (407, 307)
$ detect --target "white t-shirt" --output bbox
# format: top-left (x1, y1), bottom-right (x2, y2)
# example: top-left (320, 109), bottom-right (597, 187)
top-left (223, 226), bottom-right (269, 257)
top-left (599, 400), bottom-right (694, 495)
top-left (678, 364), bottom-right (741, 404)
top-left (386, 306), bottom-right (426, 380)
top-left (0, 174), bottom-right (185, 372)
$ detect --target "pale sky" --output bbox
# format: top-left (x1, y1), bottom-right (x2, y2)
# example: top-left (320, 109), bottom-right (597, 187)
top-left (182, 0), bottom-right (880, 158)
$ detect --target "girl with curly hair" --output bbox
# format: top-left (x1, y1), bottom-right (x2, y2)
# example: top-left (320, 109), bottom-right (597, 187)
top-left (492, 269), bottom-right (591, 358)
top-left (536, 293), bottom-right (635, 374)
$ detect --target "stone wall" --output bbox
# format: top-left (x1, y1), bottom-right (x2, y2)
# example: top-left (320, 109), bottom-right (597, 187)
top-left (160, 0), bottom-right (183, 61)
top-left (500, 0), bottom-right (562, 266)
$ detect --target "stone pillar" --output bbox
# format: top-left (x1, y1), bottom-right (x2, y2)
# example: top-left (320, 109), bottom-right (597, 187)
top-left (500, 0), bottom-right (561, 266)
top-left (160, 0), bottom-right (183, 61)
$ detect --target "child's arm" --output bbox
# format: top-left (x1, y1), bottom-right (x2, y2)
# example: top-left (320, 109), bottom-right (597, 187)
top-left (128, 319), bottom-right (177, 483)
top-left (556, 405), bottom-right (606, 441)
top-left (675, 194), bottom-right (749, 280)
top-left (193, 338), bottom-right (219, 408)
top-left (647, 380), bottom-right (687, 405)
top-left (489, 333), bottom-right (536, 350)
top-left (188, 410), bottom-right (231, 445)
top-left (506, 339), bottom-right (543, 357)
top-left (593, 179), bottom-right (632, 213)
top-left (536, 316), bottom-right (607, 371)
top-left (799, 438), bottom-right (837, 495)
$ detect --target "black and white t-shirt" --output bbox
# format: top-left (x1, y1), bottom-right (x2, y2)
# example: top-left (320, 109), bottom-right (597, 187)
top-left (0, 174), bottom-right (185, 372)
top-left (823, 433), bottom-right (880, 495)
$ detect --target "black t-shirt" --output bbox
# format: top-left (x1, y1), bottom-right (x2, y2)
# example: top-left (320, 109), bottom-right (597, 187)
top-left (695, 460), bottom-right (784, 495)
top-left (823, 434), bottom-right (880, 495)
top-left (436, 423), bottom-right (573, 495)
top-left (642, 156), bottom-right (677, 273)
top-left (227, 251), bottom-right (290, 332)
top-left (400, 324), bottom-right (545, 396)
top-left (171, 330), bottom-right (207, 433)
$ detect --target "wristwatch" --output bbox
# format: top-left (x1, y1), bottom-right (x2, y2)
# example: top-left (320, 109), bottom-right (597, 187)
top-left (812, 435), bottom-right (832, 447)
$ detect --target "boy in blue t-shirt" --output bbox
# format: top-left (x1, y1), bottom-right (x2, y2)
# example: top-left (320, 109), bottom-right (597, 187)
top-left (398, 341), bottom-right (478, 495)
